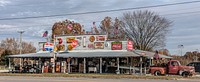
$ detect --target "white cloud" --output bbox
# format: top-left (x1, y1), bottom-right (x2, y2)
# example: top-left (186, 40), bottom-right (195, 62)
top-left (0, 0), bottom-right (10, 7)
top-left (11, 11), bottom-right (41, 17)
top-left (0, 24), bottom-right (16, 29)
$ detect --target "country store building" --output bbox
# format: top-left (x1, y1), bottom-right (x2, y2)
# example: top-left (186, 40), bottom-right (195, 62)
top-left (7, 34), bottom-right (171, 74)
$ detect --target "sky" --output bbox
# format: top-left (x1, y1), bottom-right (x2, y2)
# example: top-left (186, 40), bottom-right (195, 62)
top-left (0, 0), bottom-right (200, 55)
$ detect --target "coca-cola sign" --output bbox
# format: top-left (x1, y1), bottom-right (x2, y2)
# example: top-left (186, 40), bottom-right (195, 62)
top-left (127, 40), bottom-right (134, 50)
top-left (111, 42), bottom-right (122, 50)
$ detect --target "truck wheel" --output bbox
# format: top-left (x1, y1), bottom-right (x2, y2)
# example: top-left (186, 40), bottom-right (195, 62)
top-left (182, 72), bottom-right (189, 77)
top-left (154, 71), bottom-right (161, 76)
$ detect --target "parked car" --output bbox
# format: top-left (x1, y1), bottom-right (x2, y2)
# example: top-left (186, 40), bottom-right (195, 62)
top-left (149, 60), bottom-right (195, 77)
top-left (187, 62), bottom-right (200, 73)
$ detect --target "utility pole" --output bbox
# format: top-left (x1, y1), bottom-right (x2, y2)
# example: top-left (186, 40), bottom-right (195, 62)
top-left (196, 49), bottom-right (199, 62)
top-left (178, 45), bottom-right (184, 56)
top-left (17, 30), bottom-right (25, 71)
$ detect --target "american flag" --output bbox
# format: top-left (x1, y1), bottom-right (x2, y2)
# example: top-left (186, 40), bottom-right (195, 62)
top-left (42, 31), bottom-right (48, 37)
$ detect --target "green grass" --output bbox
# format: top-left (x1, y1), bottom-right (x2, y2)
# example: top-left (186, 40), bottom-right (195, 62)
top-left (0, 73), bottom-right (188, 80)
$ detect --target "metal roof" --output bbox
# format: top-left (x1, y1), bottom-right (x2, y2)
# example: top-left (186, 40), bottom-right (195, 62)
top-left (6, 50), bottom-right (172, 58)
top-left (133, 50), bottom-right (172, 59)
top-left (58, 50), bottom-right (140, 58)
top-left (6, 52), bottom-right (53, 58)
top-left (6, 50), bottom-right (140, 58)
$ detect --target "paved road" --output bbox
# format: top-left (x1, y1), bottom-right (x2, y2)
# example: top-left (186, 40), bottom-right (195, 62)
top-left (0, 76), bottom-right (198, 82)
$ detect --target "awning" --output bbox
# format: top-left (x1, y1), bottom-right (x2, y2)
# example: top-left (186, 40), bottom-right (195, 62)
top-left (58, 50), bottom-right (140, 58)
top-left (6, 52), bottom-right (53, 58)
top-left (133, 50), bottom-right (172, 59)
top-left (6, 50), bottom-right (140, 58)
top-left (6, 50), bottom-right (171, 58)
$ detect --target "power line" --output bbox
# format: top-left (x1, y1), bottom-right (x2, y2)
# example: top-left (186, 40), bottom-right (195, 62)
top-left (2, 10), bottom-right (200, 28)
top-left (0, 0), bottom-right (200, 21)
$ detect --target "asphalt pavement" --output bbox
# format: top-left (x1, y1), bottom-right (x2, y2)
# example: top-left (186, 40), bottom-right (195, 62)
top-left (0, 76), bottom-right (199, 82)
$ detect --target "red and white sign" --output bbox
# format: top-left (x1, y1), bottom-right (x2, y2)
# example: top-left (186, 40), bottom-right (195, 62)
top-left (127, 40), bottom-right (134, 50)
top-left (111, 42), bottom-right (122, 50)
top-left (44, 42), bottom-right (54, 51)
top-left (71, 40), bottom-right (78, 47)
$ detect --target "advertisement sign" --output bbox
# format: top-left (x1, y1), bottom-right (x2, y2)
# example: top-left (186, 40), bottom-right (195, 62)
top-left (71, 40), bottom-right (78, 47)
top-left (96, 36), bottom-right (105, 41)
top-left (66, 37), bottom-right (75, 43)
top-left (44, 42), bottom-right (54, 51)
top-left (111, 42), bottom-right (122, 50)
top-left (88, 43), bottom-right (94, 49)
top-left (94, 42), bottom-right (104, 49)
top-left (127, 40), bottom-right (134, 50)
top-left (89, 36), bottom-right (95, 42)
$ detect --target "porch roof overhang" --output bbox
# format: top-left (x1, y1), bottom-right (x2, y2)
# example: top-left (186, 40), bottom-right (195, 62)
top-left (133, 50), bottom-right (172, 59)
top-left (6, 50), bottom-right (140, 58)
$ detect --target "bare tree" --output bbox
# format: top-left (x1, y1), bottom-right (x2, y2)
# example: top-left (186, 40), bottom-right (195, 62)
top-left (120, 10), bottom-right (172, 51)
top-left (0, 38), bottom-right (36, 64)
top-left (0, 38), bottom-right (36, 55)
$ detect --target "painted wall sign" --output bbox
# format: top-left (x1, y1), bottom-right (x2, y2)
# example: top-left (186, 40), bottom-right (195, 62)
top-left (94, 42), bottom-right (104, 49)
top-left (111, 42), bottom-right (122, 50)
top-left (96, 36), bottom-right (105, 41)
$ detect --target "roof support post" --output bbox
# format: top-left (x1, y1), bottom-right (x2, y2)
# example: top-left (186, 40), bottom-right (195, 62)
top-left (8, 58), bottom-right (11, 72)
top-left (68, 58), bottom-right (71, 74)
top-left (63, 61), bottom-right (66, 73)
top-left (83, 58), bottom-right (86, 74)
top-left (100, 58), bottom-right (102, 74)
top-left (116, 57), bottom-right (120, 74)
top-left (140, 56), bottom-right (143, 75)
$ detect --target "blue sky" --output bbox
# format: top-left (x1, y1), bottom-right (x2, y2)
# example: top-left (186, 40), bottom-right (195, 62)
top-left (0, 0), bottom-right (200, 55)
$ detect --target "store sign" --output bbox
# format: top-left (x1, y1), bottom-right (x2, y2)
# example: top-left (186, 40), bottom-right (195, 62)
top-left (111, 42), bottom-right (122, 50)
top-left (94, 42), bottom-right (104, 49)
top-left (127, 40), bottom-right (134, 50)
top-left (96, 36), bottom-right (105, 41)
top-left (44, 42), bottom-right (54, 51)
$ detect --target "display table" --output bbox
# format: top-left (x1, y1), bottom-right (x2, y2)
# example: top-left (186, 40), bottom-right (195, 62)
top-left (88, 67), bottom-right (97, 73)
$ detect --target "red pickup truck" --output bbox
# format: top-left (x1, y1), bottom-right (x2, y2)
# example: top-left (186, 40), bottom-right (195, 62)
top-left (149, 60), bottom-right (195, 77)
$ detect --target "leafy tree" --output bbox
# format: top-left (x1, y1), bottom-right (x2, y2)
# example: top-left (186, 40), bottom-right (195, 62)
top-left (120, 10), bottom-right (172, 51)
top-left (99, 17), bottom-right (125, 40)
top-left (52, 19), bottom-right (85, 38)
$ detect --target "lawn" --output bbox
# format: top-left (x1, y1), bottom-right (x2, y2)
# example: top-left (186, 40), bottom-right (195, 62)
top-left (0, 73), bottom-right (188, 80)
